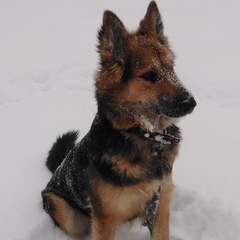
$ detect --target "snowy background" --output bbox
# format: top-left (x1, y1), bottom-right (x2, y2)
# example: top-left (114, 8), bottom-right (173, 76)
top-left (0, 0), bottom-right (240, 239)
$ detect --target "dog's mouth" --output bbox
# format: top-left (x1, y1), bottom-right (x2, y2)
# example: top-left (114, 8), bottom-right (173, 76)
top-left (149, 94), bottom-right (197, 118)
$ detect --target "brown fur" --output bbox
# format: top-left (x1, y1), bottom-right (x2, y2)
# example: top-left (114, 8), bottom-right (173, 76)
top-left (42, 1), bottom-right (196, 240)
top-left (152, 174), bottom-right (175, 240)
top-left (96, 25), bottom-right (180, 132)
top-left (94, 180), bottom-right (161, 218)
top-left (44, 192), bottom-right (91, 238)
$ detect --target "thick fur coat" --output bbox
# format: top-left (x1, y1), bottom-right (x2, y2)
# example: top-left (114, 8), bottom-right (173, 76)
top-left (42, 1), bottom-right (196, 240)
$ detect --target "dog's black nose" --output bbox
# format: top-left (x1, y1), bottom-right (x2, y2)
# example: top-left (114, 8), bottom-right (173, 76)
top-left (156, 93), bottom-right (197, 118)
top-left (179, 97), bottom-right (196, 115)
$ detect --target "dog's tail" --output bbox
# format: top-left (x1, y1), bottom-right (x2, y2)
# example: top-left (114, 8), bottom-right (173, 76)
top-left (46, 131), bottom-right (79, 173)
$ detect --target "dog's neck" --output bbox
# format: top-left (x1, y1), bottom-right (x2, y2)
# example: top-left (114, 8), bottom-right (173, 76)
top-left (97, 111), bottom-right (180, 146)
top-left (137, 127), bottom-right (180, 145)
top-left (138, 115), bottom-right (178, 133)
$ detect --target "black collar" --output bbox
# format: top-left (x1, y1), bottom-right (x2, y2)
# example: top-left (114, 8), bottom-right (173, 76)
top-left (139, 128), bottom-right (180, 145)
top-left (96, 112), bottom-right (180, 145)
top-left (127, 127), bottom-right (180, 145)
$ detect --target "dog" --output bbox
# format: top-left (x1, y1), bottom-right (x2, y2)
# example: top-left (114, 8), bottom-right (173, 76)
top-left (42, 1), bottom-right (196, 240)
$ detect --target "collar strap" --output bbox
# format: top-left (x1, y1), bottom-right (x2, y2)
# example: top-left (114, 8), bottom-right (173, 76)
top-left (138, 128), bottom-right (180, 145)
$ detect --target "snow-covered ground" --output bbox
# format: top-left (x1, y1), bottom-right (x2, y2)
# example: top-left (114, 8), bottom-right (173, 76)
top-left (1, 1), bottom-right (240, 239)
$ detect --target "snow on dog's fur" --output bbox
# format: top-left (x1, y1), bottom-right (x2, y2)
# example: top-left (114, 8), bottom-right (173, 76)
top-left (42, 1), bottom-right (196, 240)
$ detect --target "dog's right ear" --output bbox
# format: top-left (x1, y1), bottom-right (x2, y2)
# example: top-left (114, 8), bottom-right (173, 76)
top-left (97, 10), bottom-right (127, 64)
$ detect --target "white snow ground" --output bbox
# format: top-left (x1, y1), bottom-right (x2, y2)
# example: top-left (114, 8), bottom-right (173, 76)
top-left (0, 0), bottom-right (240, 239)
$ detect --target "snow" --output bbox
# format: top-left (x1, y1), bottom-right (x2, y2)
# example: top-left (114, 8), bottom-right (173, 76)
top-left (1, 0), bottom-right (240, 239)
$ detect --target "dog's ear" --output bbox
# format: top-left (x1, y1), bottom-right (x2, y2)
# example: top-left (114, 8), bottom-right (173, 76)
top-left (139, 1), bottom-right (166, 45)
top-left (98, 10), bottom-right (126, 64)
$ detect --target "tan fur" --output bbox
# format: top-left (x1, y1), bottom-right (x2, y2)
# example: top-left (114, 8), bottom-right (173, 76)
top-left (91, 215), bottom-right (119, 240)
top-left (91, 179), bottom-right (162, 240)
top-left (152, 174), bottom-right (175, 240)
top-left (44, 192), bottom-right (91, 238)
top-left (102, 135), bottom-right (155, 179)
top-left (43, 2), bottom-right (196, 240)
top-left (96, 30), bottom-right (180, 132)
top-left (106, 111), bottom-right (139, 130)
top-left (105, 155), bottom-right (145, 179)
top-left (98, 179), bottom-right (161, 217)
top-left (116, 36), bottom-right (176, 101)
top-left (162, 133), bottom-right (181, 171)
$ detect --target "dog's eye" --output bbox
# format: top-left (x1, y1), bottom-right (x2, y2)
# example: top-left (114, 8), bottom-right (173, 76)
top-left (141, 71), bottom-right (160, 83)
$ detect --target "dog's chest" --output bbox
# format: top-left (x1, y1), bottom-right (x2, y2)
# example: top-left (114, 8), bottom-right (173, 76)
top-left (96, 178), bottom-right (161, 219)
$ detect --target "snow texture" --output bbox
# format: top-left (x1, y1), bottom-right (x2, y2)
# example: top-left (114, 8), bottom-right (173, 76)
top-left (1, 0), bottom-right (240, 240)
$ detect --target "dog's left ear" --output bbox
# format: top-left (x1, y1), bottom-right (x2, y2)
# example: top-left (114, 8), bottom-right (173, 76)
top-left (139, 1), bottom-right (166, 45)
top-left (98, 10), bottom-right (127, 64)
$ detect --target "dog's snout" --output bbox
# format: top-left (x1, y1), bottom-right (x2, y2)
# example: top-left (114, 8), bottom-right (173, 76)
top-left (179, 96), bottom-right (197, 115)
top-left (155, 92), bottom-right (197, 118)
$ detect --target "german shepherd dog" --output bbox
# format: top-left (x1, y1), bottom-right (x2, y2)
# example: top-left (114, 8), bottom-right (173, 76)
top-left (42, 1), bottom-right (196, 239)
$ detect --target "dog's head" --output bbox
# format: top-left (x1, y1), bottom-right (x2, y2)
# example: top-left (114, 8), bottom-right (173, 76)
top-left (95, 1), bottom-right (196, 131)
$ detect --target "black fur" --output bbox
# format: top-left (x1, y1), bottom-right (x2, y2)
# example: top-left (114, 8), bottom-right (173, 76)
top-left (42, 113), bottom-right (172, 220)
top-left (42, 2), bottom-right (196, 237)
top-left (122, 54), bottom-right (133, 84)
top-left (87, 114), bottom-right (165, 186)
top-left (46, 131), bottom-right (79, 173)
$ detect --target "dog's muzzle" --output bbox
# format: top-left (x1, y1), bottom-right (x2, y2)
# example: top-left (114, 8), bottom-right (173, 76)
top-left (150, 92), bottom-right (197, 118)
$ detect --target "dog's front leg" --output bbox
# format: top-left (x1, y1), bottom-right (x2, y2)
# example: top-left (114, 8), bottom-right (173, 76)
top-left (92, 214), bottom-right (118, 240)
top-left (151, 173), bottom-right (174, 240)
